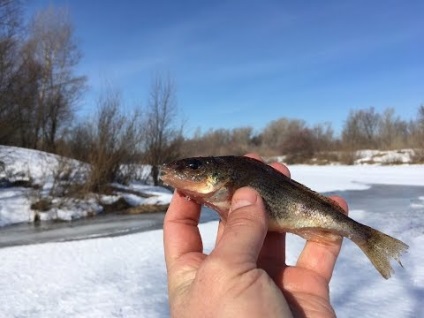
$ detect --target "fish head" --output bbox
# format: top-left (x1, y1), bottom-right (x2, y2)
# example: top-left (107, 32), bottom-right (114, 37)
top-left (160, 157), bottom-right (231, 199)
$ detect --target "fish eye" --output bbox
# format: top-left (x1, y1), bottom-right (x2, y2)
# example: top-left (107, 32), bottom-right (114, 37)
top-left (187, 159), bottom-right (202, 170)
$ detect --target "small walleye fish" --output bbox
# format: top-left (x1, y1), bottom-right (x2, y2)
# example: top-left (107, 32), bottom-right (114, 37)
top-left (160, 156), bottom-right (409, 279)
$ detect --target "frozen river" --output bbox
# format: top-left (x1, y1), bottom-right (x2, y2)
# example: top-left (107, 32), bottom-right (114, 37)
top-left (0, 203), bottom-right (219, 248)
top-left (0, 184), bottom-right (423, 248)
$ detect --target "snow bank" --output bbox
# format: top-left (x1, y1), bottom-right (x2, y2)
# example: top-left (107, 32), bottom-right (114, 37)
top-left (355, 149), bottom-right (414, 164)
top-left (0, 146), bottom-right (172, 227)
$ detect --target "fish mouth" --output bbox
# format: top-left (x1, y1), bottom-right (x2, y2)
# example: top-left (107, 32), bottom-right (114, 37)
top-left (159, 163), bottom-right (191, 188)
top-left (159, 164), bottom-right (174, 185)
top-left (159, 163), bottom-right (218, 196)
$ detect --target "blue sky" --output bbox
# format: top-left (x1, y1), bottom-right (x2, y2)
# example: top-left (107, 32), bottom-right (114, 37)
top-left (27, 0), bottom-right (424, 136)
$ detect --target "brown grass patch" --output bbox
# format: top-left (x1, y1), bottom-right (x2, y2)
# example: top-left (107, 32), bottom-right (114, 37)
top-left (126, 204), bottom-right (169, 214)
top-left (31, 198), bottom-right (52, 211)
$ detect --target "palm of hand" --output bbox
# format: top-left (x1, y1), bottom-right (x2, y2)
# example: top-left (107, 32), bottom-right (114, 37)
top-left (256, 231), bottom-right (340, 318)
top-left (168, 221), bottom-right (343, 318)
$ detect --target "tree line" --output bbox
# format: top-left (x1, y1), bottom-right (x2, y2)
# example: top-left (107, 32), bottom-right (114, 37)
top-left (183, 106), bottom-right (424, 164)
top-left (1, 1), bottom-right (423, 193)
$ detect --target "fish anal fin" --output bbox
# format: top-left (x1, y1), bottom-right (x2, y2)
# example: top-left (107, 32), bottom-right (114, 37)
top-left (291, 228), bottom-right (342, 243)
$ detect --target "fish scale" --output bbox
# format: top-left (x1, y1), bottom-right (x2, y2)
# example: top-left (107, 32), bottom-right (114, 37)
top-left (160, 155), bottom-right (409, 279)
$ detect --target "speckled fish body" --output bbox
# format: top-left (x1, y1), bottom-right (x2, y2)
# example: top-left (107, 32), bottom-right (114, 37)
top-left (160, 156), bottom-right (408, 279)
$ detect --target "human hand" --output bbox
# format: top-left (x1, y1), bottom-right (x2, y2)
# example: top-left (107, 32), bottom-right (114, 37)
top-left (163, 154), bottom-right (348, 318)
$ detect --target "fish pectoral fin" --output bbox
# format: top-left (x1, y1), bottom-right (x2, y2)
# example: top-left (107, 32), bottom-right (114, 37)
top-left (292, 228), bottom-right (342, 243)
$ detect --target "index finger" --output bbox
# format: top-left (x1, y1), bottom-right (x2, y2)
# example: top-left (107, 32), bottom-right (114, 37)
top-left (163, 190), bottom-right (203, 270)
top-left (295, 196), bottom-right (349, 283)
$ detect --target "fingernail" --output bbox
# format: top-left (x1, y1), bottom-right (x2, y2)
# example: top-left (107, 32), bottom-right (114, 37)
top-left (230, 188), bottom-right (258, 213)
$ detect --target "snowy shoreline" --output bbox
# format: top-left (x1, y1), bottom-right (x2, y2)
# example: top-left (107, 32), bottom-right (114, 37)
top-left (2, 145), bottom-right (423, 227)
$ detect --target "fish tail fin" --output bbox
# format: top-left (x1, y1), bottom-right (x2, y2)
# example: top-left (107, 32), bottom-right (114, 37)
top-left (355, 226), bottom-right (409, 279)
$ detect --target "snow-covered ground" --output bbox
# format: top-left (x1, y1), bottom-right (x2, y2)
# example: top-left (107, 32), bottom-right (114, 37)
top-left (0, 146), bottom-right (171, 227)
top-left (0, 158), bottom-right (423, 317)
top-left (355, 149), bottom-right (415, 165)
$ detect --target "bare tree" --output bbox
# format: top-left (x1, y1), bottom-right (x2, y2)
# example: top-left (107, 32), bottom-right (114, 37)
top-left (282, 127), bottom-right (315, 163)
top-left (5, 47), bottom-right (42, 147)
top-left (82, 89), bottom-right (143, 192)
top-left (0, 0), bottom-right (21, 80)
top-left (143, 74), bottom-right (183, 185)
top-left (410, 105), bottom-right (424, 148)
top-left (0, 0), bottom-right (23, 143)
top-left (261, 118), bottom-right (289, 154)
top-left (182, 128), bottom-right (231, 156)
top-left (261, 118), bottom-right (307, 155)
top-left (311, 122), bottom-right (336, 152)
top-left (378, 108), bottom-right (408, 149)
top-left (66, 121), bottom-right (92, 162)
top-left (415, 105), bottom-right (424, 141)
top-left (229, 126), bottom-right (255, 155)
top-left (26, 6), bottom-right (86, 152)
top-left (342, 107), bottom-right (381, 150)
top-left (0, 0), bottom-right (20, 81)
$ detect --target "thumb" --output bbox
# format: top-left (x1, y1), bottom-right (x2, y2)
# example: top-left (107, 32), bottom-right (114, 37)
top-left (213, 187), bottom-right (268, 264)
